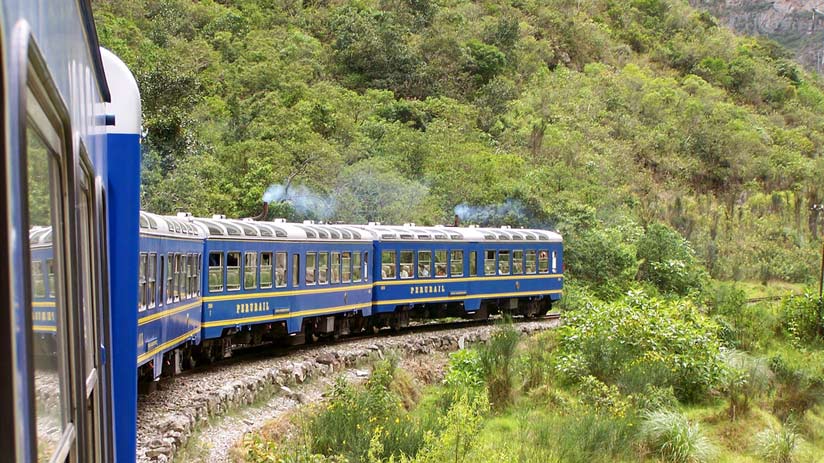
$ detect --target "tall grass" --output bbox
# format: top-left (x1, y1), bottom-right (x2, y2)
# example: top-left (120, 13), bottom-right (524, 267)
top-left (479, 320), bottom-right (520, 410)
top-left (639, 410), bottom-right (715, 463)
top-left (754, 425), bottom-right (801, 463)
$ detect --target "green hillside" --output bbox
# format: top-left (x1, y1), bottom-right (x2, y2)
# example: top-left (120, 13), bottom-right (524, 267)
top-left (95, 0), bottom-right (824, 285)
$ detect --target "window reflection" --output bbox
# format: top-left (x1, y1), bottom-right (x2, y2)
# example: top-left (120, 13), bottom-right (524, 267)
top-left (27, 125), bottom-right (66, 461)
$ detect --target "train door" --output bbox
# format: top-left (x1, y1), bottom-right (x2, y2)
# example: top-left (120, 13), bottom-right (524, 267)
top-left (3, 30), bottom-right (106, 462)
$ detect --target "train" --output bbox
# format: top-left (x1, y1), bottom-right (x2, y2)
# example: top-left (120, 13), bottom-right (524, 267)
top-left (1, 1), bottom-right (562, 462)
top-left (42, 211), bottom-right (565, 383)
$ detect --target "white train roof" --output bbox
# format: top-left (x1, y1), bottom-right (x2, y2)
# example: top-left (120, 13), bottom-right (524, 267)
top-left (140, 212), bottom-right (561, 243)
top-left (350, 224), bottom-right (561, 243)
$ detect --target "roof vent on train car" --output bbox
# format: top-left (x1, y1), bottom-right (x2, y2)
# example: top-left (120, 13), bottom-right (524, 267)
top-left (212, 214), bottom-right (226, 220)
top-left (403, 223), bottom-right (416, 227)
top-left (468, 224), bottom-right (479, 228)
top-left (273, 218), bottom-right (286, 223)
top-left (368, 222), bottom-right (381, 226)
top-left (500, 225), bottom-right (511, 229)
top-left (177, 212), bottom-right (192, 218)
top-left (303, 220), bottom-right (315, 225)
top-left (241, 218), bottom-right (255, 222)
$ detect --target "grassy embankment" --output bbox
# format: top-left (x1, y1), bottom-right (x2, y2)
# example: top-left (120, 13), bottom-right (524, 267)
top-left (238, 279), bottom-right (824, 463)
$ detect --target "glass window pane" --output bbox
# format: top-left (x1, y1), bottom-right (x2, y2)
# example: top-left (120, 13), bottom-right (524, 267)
top-left (306, 253), bottom-right (317, 285)
top-left (353, 252), bottom-right (362, 282)
top-left (244, 252), bottom-right (257, 289)
top-left (292, 254), bottom-right (300, 287)
top-left (32, 261), bottom-right (45, 298)
top-left (418, 251), bottom-right (431, 278)
top-left (400, 251), bottom-right (413, 279)
top-left (167, 253), bottom-right (174, 300)
top-left (318, 252), bottom-right (329, 285)
top-left (434, 250), bottom-right (447, 278)
top-left (331, 252), bottom-right (341, 283)
top-left (538, 250), bottom-right (549, 273)
top-left (138, 253), bottom-right (146, 310)
top-left (27, 122), bottom-right (67, 459)
top-left (276, 252), bottom-right (287, 288)
top-left (552, 251), bottom-right (558, 272)
top-left (513, 250), bottom-right (523, 275)
top-left (261, 252), bottom-right (273, 289)
top-left (526, 250), bottom-right (537, 274)
top-left (381, 251), bottom-right (396, 279)
top-left (450, 250), bottom-right (463, 277)
top-left (208, 252), bottom-right (223, 292)
top-left (342, 252), bottom-right (351, 283)
top-left (227, 252), bottom-right (241, 291)
top-left (469, 251), bottom-right (477, 277)
top-left (484, 250), bottom-right (495, 275)
top-left (498, 250), bottom-right (510, 275)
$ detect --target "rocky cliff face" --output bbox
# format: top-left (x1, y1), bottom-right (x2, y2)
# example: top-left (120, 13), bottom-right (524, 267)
top-left (689, 0), bottom-right (824, 72)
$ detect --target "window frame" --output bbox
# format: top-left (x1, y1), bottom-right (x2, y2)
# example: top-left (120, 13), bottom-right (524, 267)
top-left (399, 250), bottom-right (414, 279)
top-left (484, 250), bottom-right (495, 276)
top-left (244, 251), bottom-right (257, 290)
top-left (275, 252), bottom-right (287, 288)
top-left (450, 250), bottom-right (463, 277)
top-left (260, 252), bottom-right (273, 289)
top-left (434, 250), bottom-right (447, 278)
top-left (318, 252), bottom-right (329, 285)
top-left (381, 250), bottom-right (396, 280)
top-left (226, 251), bottom-right (241, 292)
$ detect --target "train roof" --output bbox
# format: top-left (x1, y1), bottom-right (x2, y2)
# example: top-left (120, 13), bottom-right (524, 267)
top-left (350, 224), bottom-right (562, 243)
top-left (138, 213), bottom-right (561, 243)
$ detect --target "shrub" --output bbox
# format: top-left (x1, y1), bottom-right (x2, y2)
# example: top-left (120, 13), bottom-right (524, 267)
top-left (639, 410), bottom-right (716, 463)
top-left (636, 223), bottom-right (707, 296)
top-left (478, 321), bottom-right (520, 410)
top-left (408, 392), bottom-right (490, 463)
top-left (779, 291), bottom-right (823, 346)
top-left (705, 282), bottom-right (777, 351)
top-left (308, 359), bottom-right (426, 461)
top-left (754, 425), bottom-right (801, 463)
top-left (443, 348), bottom-right (484, 392)
top-left (564, 226), bottom-right (639, 299)
top-left (553, 290), bottom-right (727, 402)
top-left (518, 330), bottom-right (558, 392)
top-left (721, 350), bottom-right (772, 419)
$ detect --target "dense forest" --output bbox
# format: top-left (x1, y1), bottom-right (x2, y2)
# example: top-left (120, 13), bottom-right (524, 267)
top-left (94, 0), bottom-right (824, 286)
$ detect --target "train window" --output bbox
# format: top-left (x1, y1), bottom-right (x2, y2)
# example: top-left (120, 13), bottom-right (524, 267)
top-left (364, 252), bottom-right (369, 280)
top-left (227, 252), bottom-right (241, 291)
top-left (159, 256), bottom-right (165, 306)
top-left (167, 254), bottom-right (174, 301)
top-left (244, 252), bottom-right (257, 290)
top-left (353, 252), bottom-right (362, 282)
top-left (196, 254), bottom-right (202, 296)
top-left (418, 251), bottom-right (431, 278)
top-left (306, 253), bottom-right (317, 286)
top-left (513, 250), bottom-right (523, 275)
top-left (47, 258), bottom-right (55, 297)
top-left (331, 252), bottom-right (341, 283)
top-left (138, 253), bottom-right (147, 310)
top-left (176, 254), bottom-right (182, 300)
top-left (189, 254), bottom-right (197, 297)
top-left (342, 252), bottom-right (351, 283)
top-left (484, 250), bottom-right (495, 275)
top-left (525, 250), bottom-right (537, 274)
top-left (450, 250), bottom-right (463, 277)
top-left (381, 251), bottom-right (396, 279)
top-left (538, 251), bottom-right (549, 273)
top-left (318, 252), bottom-right (329, 285)
top-left (434, 251), bottom-right (447, 278)
top-left (261, 252), bottom-right (273, 289)
top-left (498, 250), bottom-right (511, 275)
top-left (209, 252), bottom-right (224, 292)
top-left (400, 251), bottom-right (414, 279)
top-left (292, 254), bottom-right (300, 287)
top-left (469, 251), bottom-right (477, 277)
top-left (25, 94), bottom-right (71, 460)
top-left (148, 253), bottom-right (157, 308)
top-left (276, 252), bottom-right (287, 288)
top-left (32, 261), bottom-right (46, 298)
top-left (551, 251), bottom-right (558, 273)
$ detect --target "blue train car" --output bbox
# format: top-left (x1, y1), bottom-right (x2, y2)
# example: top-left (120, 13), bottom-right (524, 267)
top-left (137, 212), bottom-right (205, 381)
top-left (361, 224), bottom-right (563, 328)
top-left (193, 217), bottom-right (373, 354)
top-left (0, 1), bottom-right (142, 462)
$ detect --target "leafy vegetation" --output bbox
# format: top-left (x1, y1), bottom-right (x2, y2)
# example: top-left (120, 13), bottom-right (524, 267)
top-left (95, 0), bottom-right (824, 284)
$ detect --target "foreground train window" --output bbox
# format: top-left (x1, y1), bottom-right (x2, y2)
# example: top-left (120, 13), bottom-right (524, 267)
top-left (434, 250), bottom-right (447, 277)
top-left (525, 250), bottom-right (537, 274)
top-left (261, 252), bottom-right (273, 289)
top-left (498, 250), bottom-right (511, 275)
top-left (450, 250), bottom-right (463, 277)
top-left (27, 108), bottom-right (69, 461)
top-left (418, 251), bottom-right (431, 278)
top-left (227, 252), bottom-right (241, 290)
top-left (399, 251), bottom-right (413, 279)
top-left (353, 252), bottom-right (362, 282)
top-left (381, 251), bottom-right (396, 279)
top-left (244, 252), bottom-right (257, 289)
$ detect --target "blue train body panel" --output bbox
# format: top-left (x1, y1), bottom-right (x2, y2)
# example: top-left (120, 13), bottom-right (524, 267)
top-left (136, 234), bottom-right (203, 370)
top-left (201, 239), bottom-right (373, 339)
